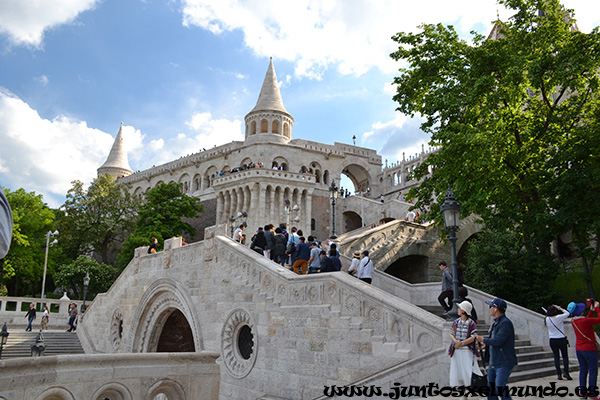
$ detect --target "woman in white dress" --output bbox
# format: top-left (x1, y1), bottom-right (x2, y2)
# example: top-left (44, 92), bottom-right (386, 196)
top-left (449, 301), bottom-right (483, 393)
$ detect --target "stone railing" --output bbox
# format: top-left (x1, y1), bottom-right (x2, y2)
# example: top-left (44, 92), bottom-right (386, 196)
top-left (211, 168), bottom-right (315, 186)
top-left (0, 351), bottom-right (220, 400)
top-left (372, 270), bottom-right (555, 350)
top-left (0, 296), bottom-right (87, 330)
top-left (336, 219), bottom-right (439, 270)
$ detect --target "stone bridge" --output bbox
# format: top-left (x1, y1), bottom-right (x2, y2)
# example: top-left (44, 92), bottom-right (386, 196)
top-left (336, 214), bottom-right (484, 283)
top-left (0, 218), bottom-right (553, 400)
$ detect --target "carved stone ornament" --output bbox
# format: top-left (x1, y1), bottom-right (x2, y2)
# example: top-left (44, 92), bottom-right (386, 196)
top-left (111, 308), bottom-right (124, 351)
top-left (221, 308), bottom-right (258, 379)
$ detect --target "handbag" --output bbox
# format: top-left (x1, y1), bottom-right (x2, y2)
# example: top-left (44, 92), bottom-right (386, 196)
top-left (471, 342), bottom-right (488, 390)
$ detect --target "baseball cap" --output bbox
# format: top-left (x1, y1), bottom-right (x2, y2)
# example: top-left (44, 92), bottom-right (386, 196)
top-left (485, 298), bottom-right (507, 311)
top-left (567, 302), bottom-right (585, 317)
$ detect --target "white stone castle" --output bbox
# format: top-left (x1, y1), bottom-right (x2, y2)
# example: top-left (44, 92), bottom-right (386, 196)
top-left (98, 58), bottom-right (434, 240)
top-left (0, 59), bottom-right (558, 400)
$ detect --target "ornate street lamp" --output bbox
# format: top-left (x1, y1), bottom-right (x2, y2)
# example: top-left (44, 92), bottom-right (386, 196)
top-left (329, 179), bottom-right (339, 239)
top-left (31, 331), bottom-right (46, 357)
top-left (81, 272), bottom-right (90, 314)
top-left (352, 135), bottom-right (356, 145)
top-left (41, 230), bottom-right (59, 303)
top-left (439, 185), bottom-right (461, 320)
top-left (0, 323), bottom-right (9, 359)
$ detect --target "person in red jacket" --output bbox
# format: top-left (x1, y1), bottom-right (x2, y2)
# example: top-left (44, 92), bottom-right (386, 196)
top-left (571, 300), bottom-right (600, 400)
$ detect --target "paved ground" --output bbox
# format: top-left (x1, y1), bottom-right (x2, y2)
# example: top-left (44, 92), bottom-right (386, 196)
top-left (416, 370), bottom-right (594, 399)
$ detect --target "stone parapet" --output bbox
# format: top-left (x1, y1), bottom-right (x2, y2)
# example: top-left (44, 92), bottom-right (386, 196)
top-left (0, 351), bottom-right (220, 400)
top-left (212, 168), bottom-right (315, 187)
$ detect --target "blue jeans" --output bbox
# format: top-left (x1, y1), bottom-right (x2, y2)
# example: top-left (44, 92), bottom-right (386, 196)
top-left (577, 350), bottom-right (598, 396)
top-left (488, 365), bottom-right (514, 400)
top-left (26, 317), bottom-right (34, 331)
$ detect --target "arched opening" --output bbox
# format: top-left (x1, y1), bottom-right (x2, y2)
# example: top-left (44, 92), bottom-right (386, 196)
top-left (384, 255), bottom-right (431, 283)
top-left (323, 170), bottom-right (329, 185)
top-left (272, 120), bottom-right (280, 134)
top-left (343, 211), bottom-right (362, 232)
top-left (251, 121), bottom-right (257, 135)
top-left (283, 123), bottom-right (290, 138)
top-left (261, 119), bottom-right (268, 133)
top-left (341, 164), bottom-right (371, 194)
top-left (156, 309), bottom-right (195, 352)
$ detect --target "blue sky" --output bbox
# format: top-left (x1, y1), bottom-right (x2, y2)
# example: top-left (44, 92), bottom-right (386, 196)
top-left (1, 0), bottom-right (598, 207)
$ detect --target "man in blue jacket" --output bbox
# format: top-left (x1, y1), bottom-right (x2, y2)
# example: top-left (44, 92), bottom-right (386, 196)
top-left (475, 298), bottom-right (518, 400)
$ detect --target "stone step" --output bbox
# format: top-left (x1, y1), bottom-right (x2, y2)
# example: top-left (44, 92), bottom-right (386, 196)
top-left (509, 363), bottom-right (579, 383)
top-left (1, 331), bottom-right (84, 359)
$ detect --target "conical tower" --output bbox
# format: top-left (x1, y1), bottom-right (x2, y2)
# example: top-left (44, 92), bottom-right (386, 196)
top-left (97, 122), bottom-right (133, 179)
top-left (244, 58), bottom-right (294, 144)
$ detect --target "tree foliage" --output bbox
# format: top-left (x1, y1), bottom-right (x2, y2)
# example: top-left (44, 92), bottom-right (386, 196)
top-left (54, 256), bottom-right (116, 300)
top-left (464, 230), bottom-right (560, 310)
top-left (0, 188), bottom-right (56, 296)
top-left (391, 0), bottom-right (600, 300)
top-left (59, 174), bottom-right (139, 266)
top-left (117, 182), bottom-right (203, 270)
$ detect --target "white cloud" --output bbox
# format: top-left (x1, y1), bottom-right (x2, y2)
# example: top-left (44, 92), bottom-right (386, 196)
top-left (0, 0), bottom-right (99, 47)
top-left (361, 113), bottom-right (430, 164)
top-left (0, 88), bottom-right (114, 207)
top-left (35, 75), bottom-right (49, 86)
top-left (180, 0), bottom-right (511, 79)
top-left (181, 0), bottom-right (600, 80)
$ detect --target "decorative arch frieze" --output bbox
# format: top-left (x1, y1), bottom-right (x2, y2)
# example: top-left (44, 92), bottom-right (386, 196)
top-left (34, 387), bottom-right (75, 400)
top-left (91, 382), bottom-right (133, 400)
top-left (127, 278), bottom-right (203, 353)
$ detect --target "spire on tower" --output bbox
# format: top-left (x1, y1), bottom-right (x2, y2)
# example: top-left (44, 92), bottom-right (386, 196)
top-left (244, 58), bottom-right (294, 143)
top-left (97, 122), bottom-right (133, 179)
top-left (250, 57), bottom-right (289, 114)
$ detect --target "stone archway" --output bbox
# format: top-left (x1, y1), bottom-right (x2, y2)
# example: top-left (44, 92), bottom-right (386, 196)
top-left (156, 309), bottom-right (195, 352)
top-left (128, 279), bottom-right (203, 353)
top-left (343, 211), bottom-right (362, 232)
top-left (384, 255), bottom-right (431, 283)
top-left (341, 164), bottom-right (371, 193)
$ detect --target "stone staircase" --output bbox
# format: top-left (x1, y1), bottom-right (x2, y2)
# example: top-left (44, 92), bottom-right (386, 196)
top-left (1, 330), bottom-right (84, 359)
top-left (418, 305), bottom-right (578, 382)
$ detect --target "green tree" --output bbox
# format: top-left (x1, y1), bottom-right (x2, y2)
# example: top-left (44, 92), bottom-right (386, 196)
top-left (464, 230), bottom-right (560, 310)
top-left (59, 174), bottom-right (140, 266)
top-left (390, 0), bottom-right (600, 300)
top-left (54, 256), bottom-right (116, 300)
top-left (0, 188), bottom-right (56, 296)
top-left (117, 182), bottom-right (203, 270)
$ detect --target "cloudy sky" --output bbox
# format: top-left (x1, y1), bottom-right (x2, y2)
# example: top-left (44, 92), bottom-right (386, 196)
top-left (1, 0), bottom-right (598, 207)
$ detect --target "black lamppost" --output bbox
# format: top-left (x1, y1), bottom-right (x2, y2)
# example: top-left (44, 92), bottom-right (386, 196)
top-left (439, 185), bottom-right (461, 320)
top-left (0, 323), bottom-right (9, 359)
top-left (352, 135), bottom-right (356, 145)
top-left (329, 179), bottom-right (339, 239)
top-left (81, 272), bottom-right (90, 314)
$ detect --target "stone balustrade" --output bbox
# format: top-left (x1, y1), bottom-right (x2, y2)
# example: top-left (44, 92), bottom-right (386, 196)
top-left (0, 296), bottom-right (87, 330)
top-left (212, 168), bottom-right (315, 186)
top-left (0, 351), bottom-right (220, 400)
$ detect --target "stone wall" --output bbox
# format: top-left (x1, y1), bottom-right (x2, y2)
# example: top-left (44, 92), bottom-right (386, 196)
top-left (78, 233), bottom-right (446, 400)
top-left (0, 352), bottom-right (220, 400)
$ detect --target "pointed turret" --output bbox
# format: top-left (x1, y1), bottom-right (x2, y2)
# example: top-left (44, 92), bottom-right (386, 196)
top-left (97, 122), bottom-right (133, 179)
top-left (250, 58), bottom-right (289, 114)
top-left (244, 58), bottom-right (294, 144)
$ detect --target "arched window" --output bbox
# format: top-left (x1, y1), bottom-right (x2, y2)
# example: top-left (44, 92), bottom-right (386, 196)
top-left (272, 120), bottom-right (280, 134)
top-left (261, 119), bottom-right (268, 133)
top-left (251, 121), bottom-right (257, 135)
top-left (283, 123), bottom-right (290, 138)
